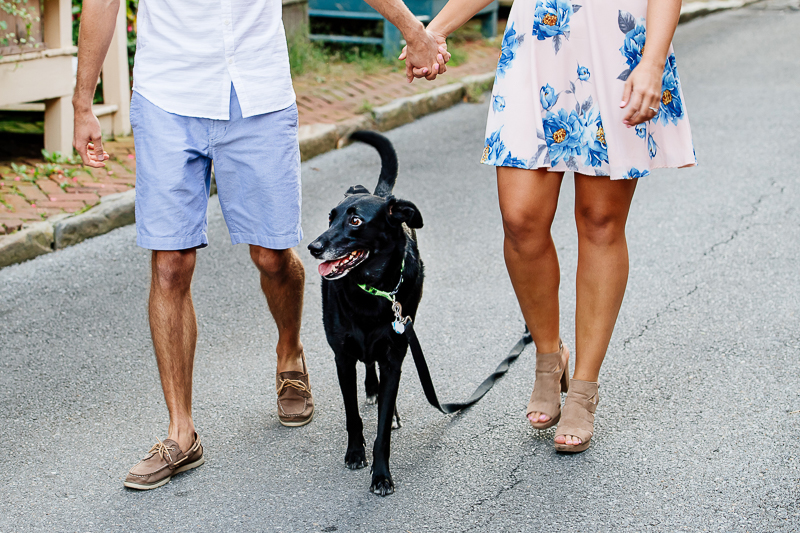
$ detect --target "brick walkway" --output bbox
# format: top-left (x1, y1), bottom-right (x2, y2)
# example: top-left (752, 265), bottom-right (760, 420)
top-left (293, 39), bottom-right (501, 125)
top-left (0, 39), bottom-right (501, 236)
top-left (0, 139), bottom-right (137, 234)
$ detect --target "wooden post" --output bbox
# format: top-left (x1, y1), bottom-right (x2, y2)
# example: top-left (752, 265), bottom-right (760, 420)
top-left (481, 7), bottom-right (497, 39)
top-left (43, 0), bottom-right (71, 49)
top-left (382, 20), bottom-right (402, 60)
top-left (44, 96), bottom-right (74, 155)
top-left (42, 0), bottom-right (74, 155)
top-left (101, 4), bottom-right (131, 137)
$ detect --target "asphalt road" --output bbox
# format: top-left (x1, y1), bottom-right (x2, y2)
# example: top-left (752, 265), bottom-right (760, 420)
top-left (2, 3), bottom-right (799, 532)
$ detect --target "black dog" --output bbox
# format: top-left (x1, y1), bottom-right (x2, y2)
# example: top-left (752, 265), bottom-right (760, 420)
top-left (308, 131), bottom-right (423, 496)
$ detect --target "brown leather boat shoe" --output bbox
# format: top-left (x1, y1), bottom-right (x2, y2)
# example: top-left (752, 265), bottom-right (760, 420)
top-left (123, 433), bottom-right (205, 490)
top-left (276, 352), bottom-right (314, 427)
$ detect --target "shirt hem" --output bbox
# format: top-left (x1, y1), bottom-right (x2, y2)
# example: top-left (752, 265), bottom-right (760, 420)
top-left (132, 88), bottom-right (296, 120)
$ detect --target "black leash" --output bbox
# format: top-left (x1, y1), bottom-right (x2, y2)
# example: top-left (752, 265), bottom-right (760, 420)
top-left (357, 275), bottom-right (533, 414)
top-left (404, 322), bottom-right (532, 414)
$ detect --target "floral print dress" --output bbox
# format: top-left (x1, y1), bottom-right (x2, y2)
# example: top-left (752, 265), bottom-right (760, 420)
top-left (482, 0), bottom-right (696, 179)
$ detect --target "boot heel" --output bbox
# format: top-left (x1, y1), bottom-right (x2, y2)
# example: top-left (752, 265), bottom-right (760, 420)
top-left (560, 344), bottom-right (570, 393)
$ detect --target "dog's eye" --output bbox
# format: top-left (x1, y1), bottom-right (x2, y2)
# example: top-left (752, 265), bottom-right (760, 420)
top-left (349, 216), bottom-right (363, 227)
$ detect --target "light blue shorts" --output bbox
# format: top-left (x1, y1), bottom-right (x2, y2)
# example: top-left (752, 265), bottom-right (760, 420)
top-left (130, 87), bottom-right (302, 251)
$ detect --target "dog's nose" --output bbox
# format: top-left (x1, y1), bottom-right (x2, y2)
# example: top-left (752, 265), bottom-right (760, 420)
top-left (308, 239), bottom-right (324, 258)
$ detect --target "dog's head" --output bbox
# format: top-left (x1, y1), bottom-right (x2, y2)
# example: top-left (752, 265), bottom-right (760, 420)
top-left (308, 185), bottom-right (423, 280)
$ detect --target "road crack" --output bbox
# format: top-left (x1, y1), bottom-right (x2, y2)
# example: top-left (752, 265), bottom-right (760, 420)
top-left (461, 449), bottom-right (532, 531)
top-left (623, 179), bottom-right (785, 347)
top-left (623, 284), bottom-right (700, 347)
top-left (702, 179), bottom-right (785, 258)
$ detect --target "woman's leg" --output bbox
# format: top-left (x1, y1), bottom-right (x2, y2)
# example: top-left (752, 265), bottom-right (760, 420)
top-left (555, 173), bottom-right (637, 447)
top-left (497, 166), bottom-right (564, 425)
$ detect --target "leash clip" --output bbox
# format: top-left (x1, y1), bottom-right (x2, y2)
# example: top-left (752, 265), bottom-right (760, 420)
top-left (391, 301), bottom-right (412, 335)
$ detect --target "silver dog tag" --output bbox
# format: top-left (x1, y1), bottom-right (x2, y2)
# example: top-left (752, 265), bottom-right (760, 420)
top-left (392, 320), bottom-right (406, 335)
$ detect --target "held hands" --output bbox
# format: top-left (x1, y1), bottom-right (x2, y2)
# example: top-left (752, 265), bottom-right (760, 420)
top-left (73, 107), bottom-right (110, 168)
top-left (620, 59), bottom-right (663, 127)
top-left (398, 28), bottom-right (451, 83)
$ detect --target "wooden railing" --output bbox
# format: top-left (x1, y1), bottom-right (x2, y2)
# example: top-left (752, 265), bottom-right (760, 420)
top-left (0, 0), bottom-right (130, 155)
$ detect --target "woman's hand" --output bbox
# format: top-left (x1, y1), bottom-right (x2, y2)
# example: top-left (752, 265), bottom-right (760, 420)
top-left (620, 59), bottom-right (663, 127)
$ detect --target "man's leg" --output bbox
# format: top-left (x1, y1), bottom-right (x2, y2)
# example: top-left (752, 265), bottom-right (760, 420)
top-left (125, 91), bottom-right (212, 489)
top-left (149, 249), bottom-right (199, 452)
top-left (249, 246), bottom-right (305, 373)
top-left (250, 245), bottom-right (314, 426)
top-left (209, 94), bottom-right (311, 424)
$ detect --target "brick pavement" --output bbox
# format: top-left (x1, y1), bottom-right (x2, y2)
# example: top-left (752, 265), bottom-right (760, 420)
top-left (293, 39), bottom-right (501, 125)
top-left (0, 138), bottom-right (137, 235)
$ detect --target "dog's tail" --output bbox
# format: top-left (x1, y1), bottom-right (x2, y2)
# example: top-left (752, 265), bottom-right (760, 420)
top-left (349, 130), bottom-right (398, 198)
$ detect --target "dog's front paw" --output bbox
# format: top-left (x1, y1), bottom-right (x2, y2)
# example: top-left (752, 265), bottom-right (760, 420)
top-left (369, 475), bottom-right (394, 497)
top-left (345, 448), bottom-right (368, 470)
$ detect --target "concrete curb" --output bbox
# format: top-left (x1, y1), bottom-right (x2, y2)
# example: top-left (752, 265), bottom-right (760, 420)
top-left (0, 1), bottom-right (754, 270)
top-left (0, 221), bottom-right (57, 268)
top-left (53, 189), bottom-right (136, 250)
top-left (0, 191), bottom-right (135, 268)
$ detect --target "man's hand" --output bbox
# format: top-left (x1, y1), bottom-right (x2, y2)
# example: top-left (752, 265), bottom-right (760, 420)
top-left (71, 0), bottom-right (119, 167)
top-left (73, 106), bottom-right (110, 168)
top-left (399, 28), bottom-right (451, 83)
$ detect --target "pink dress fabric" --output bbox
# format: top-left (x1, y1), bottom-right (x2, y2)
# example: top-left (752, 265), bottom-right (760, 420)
top-left (481, 0), bottom-right (697, 179)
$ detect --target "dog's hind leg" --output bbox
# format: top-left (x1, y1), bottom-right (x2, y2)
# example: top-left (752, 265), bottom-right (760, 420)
top-left (336, 354), bottom-right (368, 470)
top-left (364, 362), bottom-right (379, 405)
top-left (392, 404), bottom-right (402, 429)
top-left (370, 359), bottom-right (402, 496)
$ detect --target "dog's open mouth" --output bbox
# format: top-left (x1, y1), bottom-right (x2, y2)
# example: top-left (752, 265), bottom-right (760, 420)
top-left (318, 250), bottom-right (369, 280)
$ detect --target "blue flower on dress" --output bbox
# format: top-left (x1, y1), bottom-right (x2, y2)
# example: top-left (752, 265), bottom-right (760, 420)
top-left (482, 127), bottom-right (507, 164)
top-left (543, 108), bottom-right (584, 166)
top-left (497, 23), bottom-right (524, 79)
top-left (577, 65), bottom-right (590, 81)
top-left (634, 123), bottom-right (646, 139)
top-left (533, 0), bottom-right (579, 53)
top-left (647, 133), bottom-right (658, 158)
top-left (533, 0), bottom-right (573, 39)
top-left (493, 95), bottom-right (506, 113)
top-left (581, 107), bottom-right (608, 168)
top-left (502, 152), bottom-right (528, 168)
top-left (666, 53), bottom-right (680, 82)
top-left (625, 167), bottom-right (650, 179)
top-left (619, 19), bottom-right (646, 71)
top-left (654, 53), bottom-right (685, 126)
top-left (539, 84), bottom-right (558, 110)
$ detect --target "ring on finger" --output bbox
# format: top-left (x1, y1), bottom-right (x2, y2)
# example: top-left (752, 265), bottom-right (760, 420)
top-left (648, 106), bottom-right (659, 113)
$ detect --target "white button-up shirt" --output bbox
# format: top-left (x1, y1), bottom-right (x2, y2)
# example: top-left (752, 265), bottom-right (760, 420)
top-left (132, 0), bottom-right (295, 120)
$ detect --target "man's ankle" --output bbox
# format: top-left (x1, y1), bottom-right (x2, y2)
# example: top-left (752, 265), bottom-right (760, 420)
top-left (167, 423), bottom-right (197, 451)
top-left (276, 344), bottom-right (304, 373)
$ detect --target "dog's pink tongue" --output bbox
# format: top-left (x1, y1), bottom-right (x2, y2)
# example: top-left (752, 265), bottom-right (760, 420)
top-left (318, 260), bottom-right (338, 277)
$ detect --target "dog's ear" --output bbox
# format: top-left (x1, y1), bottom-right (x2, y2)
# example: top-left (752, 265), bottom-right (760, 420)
top-left (385, 196), bottom-right (423, 229)
top-left (345, 185), bottom-right (370, 196)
